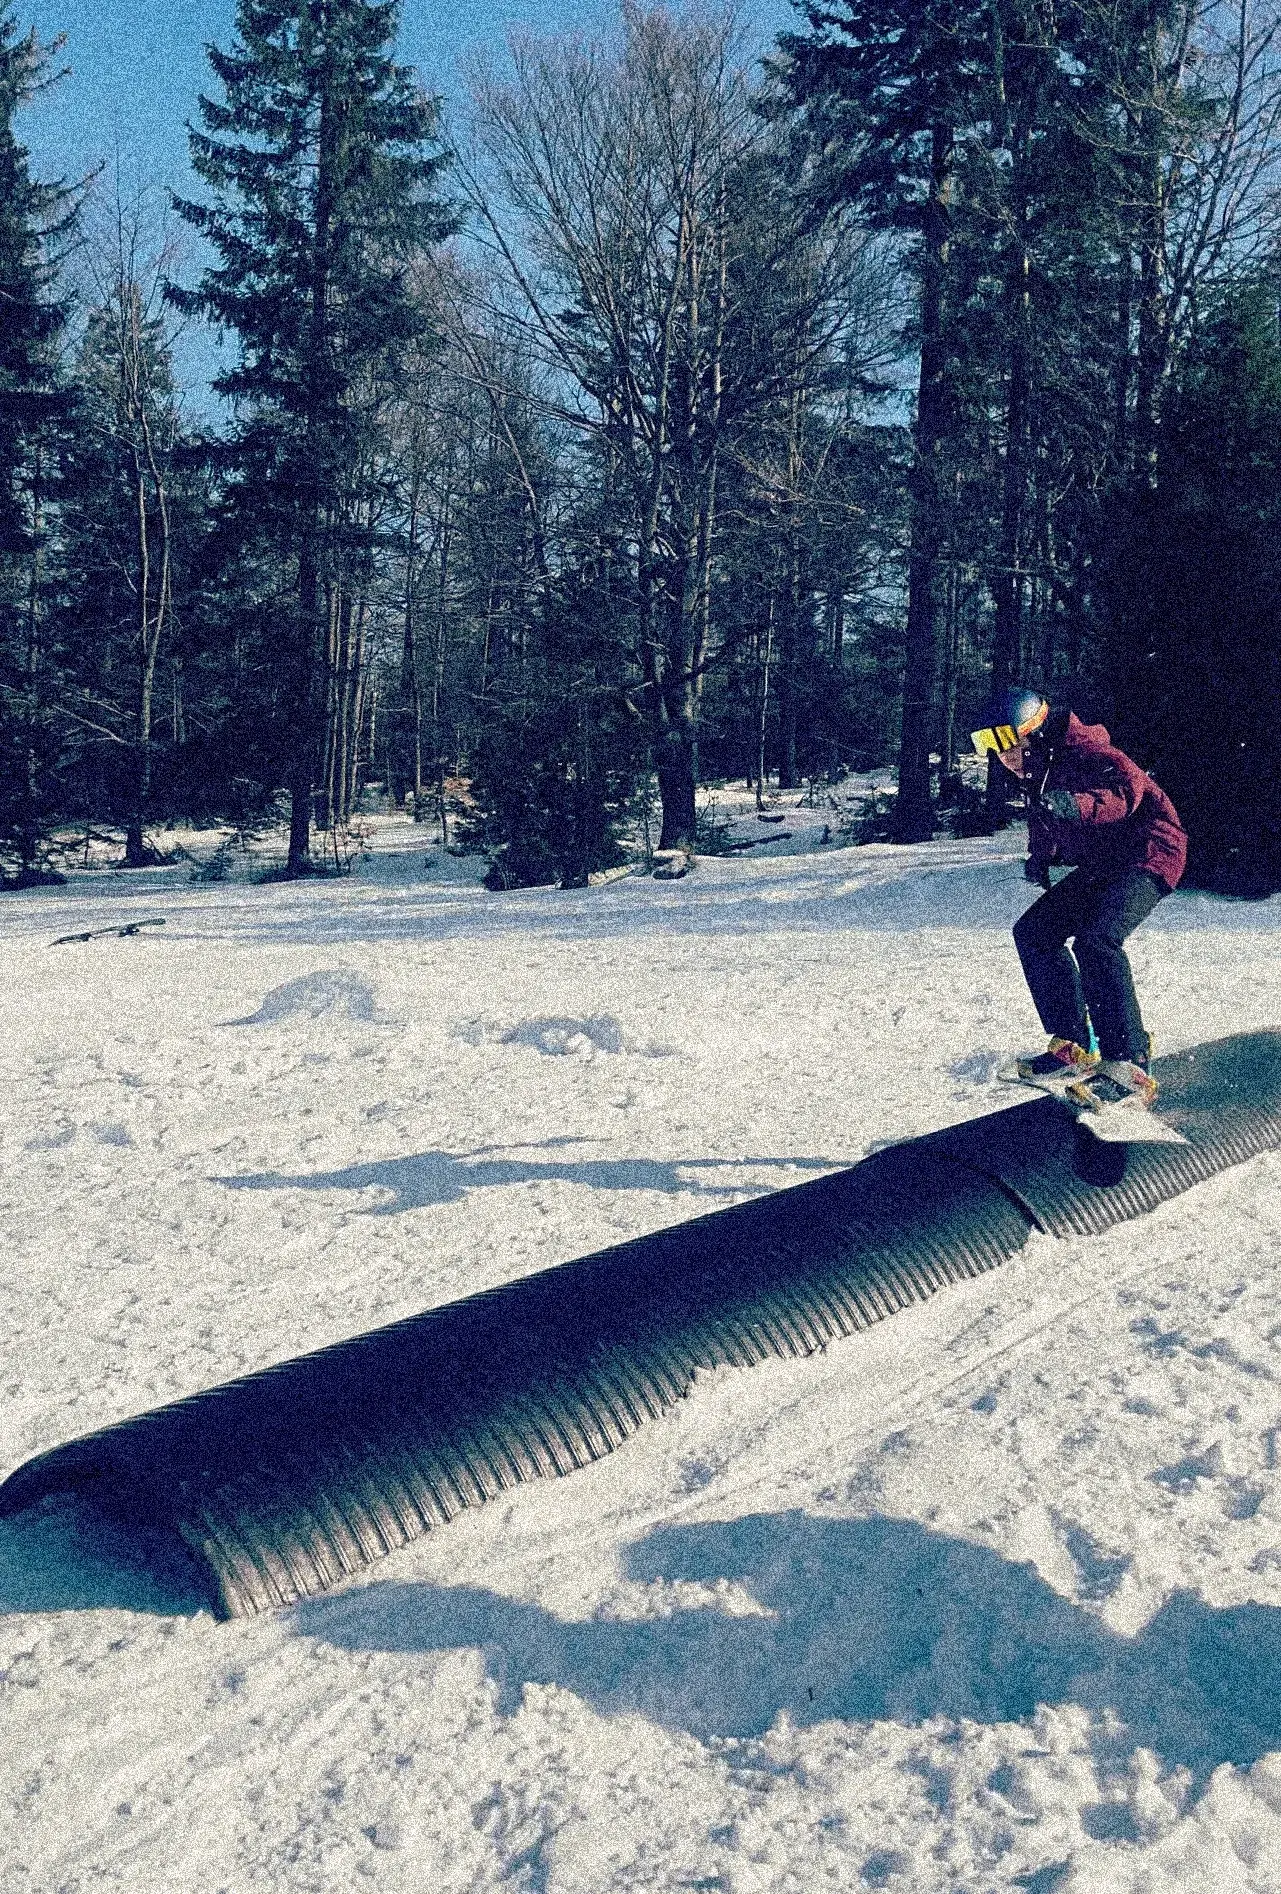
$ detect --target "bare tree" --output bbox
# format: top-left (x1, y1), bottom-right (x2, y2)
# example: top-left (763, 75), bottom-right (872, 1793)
top-left (1078, 0), bottom-right (1281, 478)
top-left (462, 4), bottom-right (762, 849)
top-left (80, 179), bottom-right (183, 865)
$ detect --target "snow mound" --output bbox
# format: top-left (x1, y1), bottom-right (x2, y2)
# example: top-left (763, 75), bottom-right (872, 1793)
top-left (226, 969), bottom-right (392, 1025)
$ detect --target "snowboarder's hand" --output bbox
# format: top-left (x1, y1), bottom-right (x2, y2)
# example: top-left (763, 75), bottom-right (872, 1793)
top-left (1024, 858), bottom-right (1052, 890)
top-left (1038, 788), bottom-right (1082, 823)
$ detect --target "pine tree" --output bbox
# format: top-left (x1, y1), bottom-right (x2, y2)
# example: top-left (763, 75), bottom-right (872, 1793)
top-left (773, 0), bottom-right (994, 840)
top-left (171, 0), bottom-right (455, 872)
top-left (1098, 285), bottom-right (1281, 894)
top-left (0, 6), bottom-right (72, 550)
top-left (0, 4), bottom-right (78, 883)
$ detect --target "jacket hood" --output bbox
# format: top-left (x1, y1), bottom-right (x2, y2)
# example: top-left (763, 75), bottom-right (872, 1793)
top-left (1061, 711), bottom-right (1114, 752)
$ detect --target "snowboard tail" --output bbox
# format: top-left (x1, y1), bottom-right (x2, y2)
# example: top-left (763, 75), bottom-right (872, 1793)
top-left (999, 1061), bottom-right (1188, 1145)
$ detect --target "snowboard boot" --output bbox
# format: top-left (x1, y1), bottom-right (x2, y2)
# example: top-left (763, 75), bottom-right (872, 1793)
top-left (1016, 1036), bottom-right (1101, 1087)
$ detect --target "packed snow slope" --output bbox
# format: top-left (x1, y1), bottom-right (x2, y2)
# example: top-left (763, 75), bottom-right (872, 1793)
top-left (5, 803), bottom-right (1281, 1893)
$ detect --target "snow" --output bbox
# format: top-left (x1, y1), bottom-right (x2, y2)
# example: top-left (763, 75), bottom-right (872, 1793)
top-left (4, 801), bottom-right (1281, 1891)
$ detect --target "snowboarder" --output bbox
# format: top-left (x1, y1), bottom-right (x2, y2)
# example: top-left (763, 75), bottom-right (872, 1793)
top-left (971, 689), bottom-right (1187, 1108)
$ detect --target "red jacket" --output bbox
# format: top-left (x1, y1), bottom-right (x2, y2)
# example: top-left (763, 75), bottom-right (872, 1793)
top-left (1026, 713), bottom-right (1187, 891)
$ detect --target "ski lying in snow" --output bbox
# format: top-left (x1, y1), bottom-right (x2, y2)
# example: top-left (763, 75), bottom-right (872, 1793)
top-left (997, 1059), bottom-right (1188, 1144)
top-left (51, 916), bottom-right (166, 946)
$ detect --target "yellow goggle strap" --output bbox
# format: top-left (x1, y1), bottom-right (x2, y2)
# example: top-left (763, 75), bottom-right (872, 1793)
top-left (971, 724), bottom-right (1020, 756)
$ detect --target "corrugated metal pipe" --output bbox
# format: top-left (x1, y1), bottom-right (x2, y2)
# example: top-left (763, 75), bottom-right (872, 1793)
top-left (3, 1031), bottom-right (1279, 1618)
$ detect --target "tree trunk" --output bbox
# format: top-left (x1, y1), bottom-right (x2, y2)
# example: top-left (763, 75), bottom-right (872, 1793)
top-left (316, 573), bottom-right (340, 834)
top-left (401, 454), bottom-right (424, 815)
top-left (288, 501), bottom-right (322, 858)
top-left (345, 591), bottom-right (369, 821)
top-left (829, 574), bottom-right (845, 667)
top-left (431, 498), bottom-right (452, 760)
top-left (1114, 244), bottom-right (1133, 471)
top-left (288, 517), bottom-right (321, 873)
top-left (20, 441), bottom-right (45, 875)
top-left (777, 381), bottom-right (804, 790)
top-left (777, 557), bottom-right (800, 790)
top-left (333, 588), bottom-right (354, 827)
top-left (125, 670), bottom-right (153, 867)
top-left (990, 255), bottom-right (1030, 698)
top-left (653, 535), bottom-right (701, 854)
top-left (756, 594), bottom-right (774, 809)
top-left (1035, 480), bottom-right (1056, 687)
top-left (124, 318), bottom-right (172, 869)
top-left (656, 728), bottom-right (698, 851)
top-left (287, 42), bottom-right (343, 876)
top-left (987, 207), bottom-right (1032, 824)
top-left (940, 537), bottom-right (959, 781)
top-left (1131, 122), bottom-right (1166, 487)
top-left (893, 123), bottom-right (954, 844)
top-left (126, 463), bottom-right (159, 868)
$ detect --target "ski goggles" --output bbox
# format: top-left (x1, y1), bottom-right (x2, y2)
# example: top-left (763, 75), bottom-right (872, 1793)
top-left (970, 723), bottom-right (1023, 756)
top-left (970, 700), bottom-right (1048, 756)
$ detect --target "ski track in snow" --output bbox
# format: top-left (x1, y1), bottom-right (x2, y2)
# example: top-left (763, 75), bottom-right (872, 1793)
top-left (4, 811), bottom-right (1281, 1890)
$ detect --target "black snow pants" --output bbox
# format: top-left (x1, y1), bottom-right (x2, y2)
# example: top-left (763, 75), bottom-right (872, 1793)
top-left (1012, 866), bottom-right (1167, 1063)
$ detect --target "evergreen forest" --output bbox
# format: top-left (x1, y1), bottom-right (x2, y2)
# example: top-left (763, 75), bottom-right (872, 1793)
top-left (2, 0), bottom-right (1281, 892)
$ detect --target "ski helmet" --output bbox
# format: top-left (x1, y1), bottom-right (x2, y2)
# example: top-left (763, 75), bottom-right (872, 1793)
top-left (970, 687), bottom-right (1049, 757)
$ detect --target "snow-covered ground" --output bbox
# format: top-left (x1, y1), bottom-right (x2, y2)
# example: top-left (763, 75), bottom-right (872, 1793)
top-left (4, 802), bottom-right (1281, 1893)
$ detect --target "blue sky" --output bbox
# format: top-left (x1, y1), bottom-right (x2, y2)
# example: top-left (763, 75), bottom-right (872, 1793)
top-left (22, 0), bottom-right (795, 192)
top-left (19, 0), bottom-right (795, 405)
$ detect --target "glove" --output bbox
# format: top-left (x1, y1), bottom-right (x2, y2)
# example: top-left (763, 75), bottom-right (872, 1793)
top-left (1038, 788), bottom-right (1081, 824)
top-left (1024, 859), bottom-right (1052, 890)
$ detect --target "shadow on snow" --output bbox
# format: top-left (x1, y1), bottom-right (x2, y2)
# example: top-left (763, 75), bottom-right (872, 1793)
top-left (295, 1510), bottom-right (1281, 1785)
top-left (6, 1498), bottom-right (1281, 1790)
top-left (217, 1139), bottom-right (838, 1213)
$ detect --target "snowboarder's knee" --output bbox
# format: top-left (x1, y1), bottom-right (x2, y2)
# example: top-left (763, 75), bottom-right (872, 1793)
top-left (1075, 926), bottom-right (1126, 962)
top-left (1014, 910), bottom-right (1061, 955)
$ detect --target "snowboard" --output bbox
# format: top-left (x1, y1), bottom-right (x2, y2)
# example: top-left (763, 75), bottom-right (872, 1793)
top-left (51, 916), bottom-right (166, 947)
top-left (997, 1060), bottom-right (1188, 1145)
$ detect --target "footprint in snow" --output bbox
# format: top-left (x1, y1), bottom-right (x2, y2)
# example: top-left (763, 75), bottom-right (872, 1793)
top-left (948, 1048), bottom-right (1005, 1086)
top-left (91, 1122), bottom-right (134, 1147)
top-left (456, 1014), bottom-right (673, 1058)
top-left (504, 1015), bottom-right (625, 1057)
top-left (24, 1124), bottom-right (75, 1151)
